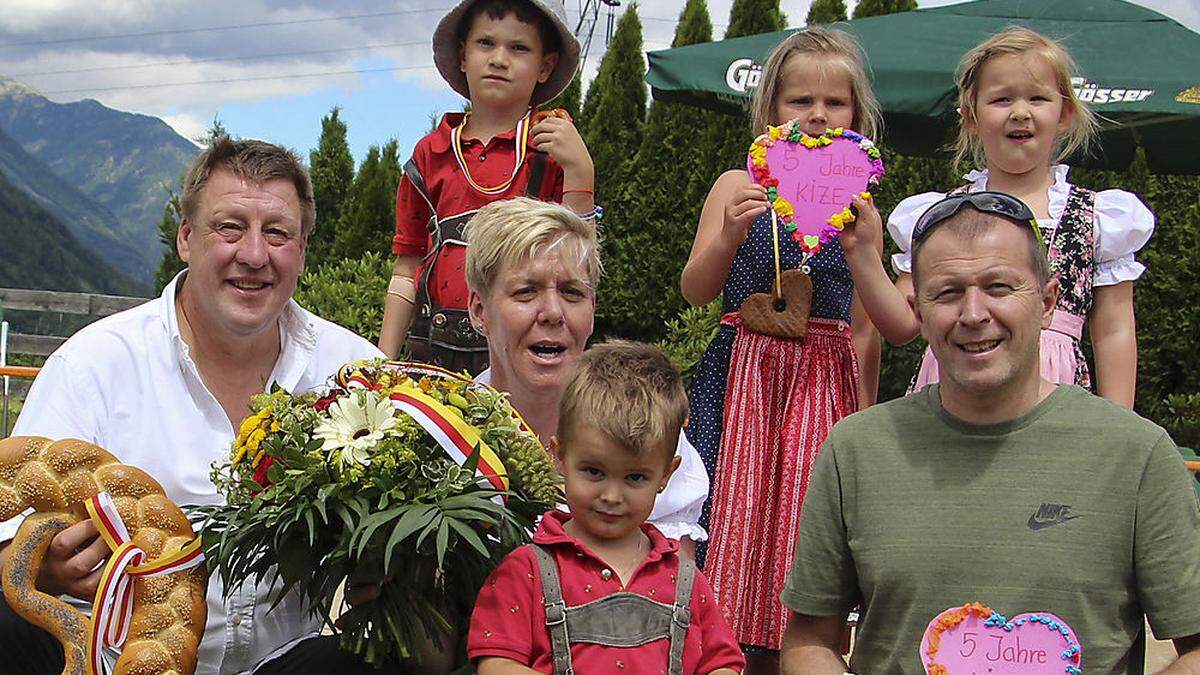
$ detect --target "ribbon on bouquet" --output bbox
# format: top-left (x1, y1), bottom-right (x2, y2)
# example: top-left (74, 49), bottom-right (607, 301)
top-left (341, 361), bottom-right (511, 496)
top-left (83, 492), bottom-right (205, 675)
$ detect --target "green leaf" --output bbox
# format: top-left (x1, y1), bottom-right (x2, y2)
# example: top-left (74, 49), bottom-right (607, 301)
top-left (445, 517), bottom-right (489, 557)
top-left (435, 520), bottom-right (450, 567)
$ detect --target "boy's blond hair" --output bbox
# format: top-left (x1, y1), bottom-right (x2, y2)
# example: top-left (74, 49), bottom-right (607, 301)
top-left (954, 26), bottom-right (1098, 169)
top-left (463, 197), bottom-right (601, 296)
top-left (558, 341), bottom-right (688, 465)
top-left (749, 26), bottom-right (882, 140)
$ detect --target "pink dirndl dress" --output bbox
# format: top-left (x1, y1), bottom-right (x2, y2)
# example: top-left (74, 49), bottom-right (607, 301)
top-left (697, 208), bottom-right (860, 650)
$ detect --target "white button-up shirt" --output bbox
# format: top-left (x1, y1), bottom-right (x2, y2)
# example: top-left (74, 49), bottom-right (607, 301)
top-left (474, 368), bottom-right (709, 542)
top-left (4, 272), bottom-right (384, 675)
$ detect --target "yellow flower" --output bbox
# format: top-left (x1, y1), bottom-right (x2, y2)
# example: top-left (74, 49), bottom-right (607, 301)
top-left (768, 125), bottom-right (783, 140)
top-left (774, 198), bottom-right (794, 219)
top-left (833, 127), bottom-right (844, 136)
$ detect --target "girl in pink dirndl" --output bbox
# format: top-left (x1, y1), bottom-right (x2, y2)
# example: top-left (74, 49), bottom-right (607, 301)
top-left (680, 27), bottom-right (884, 664)
top-left (884, 28), bottom-right (1152, 405)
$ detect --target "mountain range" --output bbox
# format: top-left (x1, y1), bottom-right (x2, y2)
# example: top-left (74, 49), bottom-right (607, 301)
top-left (0, 77), bottom-right (198, 292)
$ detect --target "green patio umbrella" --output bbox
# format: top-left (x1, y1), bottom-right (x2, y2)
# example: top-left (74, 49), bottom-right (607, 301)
top-left (646, 0), bottom-right (1200, 173)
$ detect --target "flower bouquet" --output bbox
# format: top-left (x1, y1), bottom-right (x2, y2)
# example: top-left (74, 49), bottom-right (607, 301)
top-left (193, 360), bottom-right (562, 666)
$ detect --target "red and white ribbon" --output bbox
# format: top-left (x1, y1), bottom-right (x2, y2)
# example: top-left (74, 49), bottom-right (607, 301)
top-left (84, 492), bottom-right (205, 675)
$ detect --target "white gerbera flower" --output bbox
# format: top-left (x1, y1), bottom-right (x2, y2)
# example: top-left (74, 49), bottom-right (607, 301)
top-left (314, 391), bottom-right (399, 469)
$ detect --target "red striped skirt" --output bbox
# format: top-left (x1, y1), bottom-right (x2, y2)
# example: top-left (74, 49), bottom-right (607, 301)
top-left (705, 313), bottom-right (860, 649)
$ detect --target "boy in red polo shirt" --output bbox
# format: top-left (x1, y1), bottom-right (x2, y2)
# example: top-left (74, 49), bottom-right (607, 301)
top-left (380, 0), bottom-right (595, 373)
top-left (469, 342), bottom-right (744, 675)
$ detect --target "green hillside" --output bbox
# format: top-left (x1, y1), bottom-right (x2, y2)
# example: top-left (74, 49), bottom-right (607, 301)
top-left (0, 167), bottom-right (141, 294)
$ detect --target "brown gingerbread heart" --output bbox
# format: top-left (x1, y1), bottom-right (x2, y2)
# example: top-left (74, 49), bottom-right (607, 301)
top-left (739, 269), bottom-right (813, 339)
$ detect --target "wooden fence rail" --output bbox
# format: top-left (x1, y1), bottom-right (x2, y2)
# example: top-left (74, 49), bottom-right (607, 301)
top-left (1, 288), bottom-right (149, 357)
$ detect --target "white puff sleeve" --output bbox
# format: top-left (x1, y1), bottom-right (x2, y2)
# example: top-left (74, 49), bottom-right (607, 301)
top-left (648, 431), bottom-right (710, 542)
top-left (1093, 189), bottom-right (1155, 286)
top-left (886, 191), bottom-right (947, 275)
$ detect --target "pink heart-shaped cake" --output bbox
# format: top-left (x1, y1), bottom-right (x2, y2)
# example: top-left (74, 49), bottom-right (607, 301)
top-left (920, 602), bottom-right (1082, 674)
top-left (747, 122), bottom-right (885, 257)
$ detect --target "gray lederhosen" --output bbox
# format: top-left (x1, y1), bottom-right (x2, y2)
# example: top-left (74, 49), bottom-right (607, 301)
top-left (402, 151), bottom-right (548, 375)
top-left (532, 544), bottom-right (696, 675)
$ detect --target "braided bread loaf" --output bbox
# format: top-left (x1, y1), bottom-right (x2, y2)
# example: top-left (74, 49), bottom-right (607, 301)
top-left (0, 436), bottom-right (207, 675)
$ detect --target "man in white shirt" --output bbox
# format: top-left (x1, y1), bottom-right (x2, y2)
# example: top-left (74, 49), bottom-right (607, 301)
top-left (0, 139), bottom-right (384, 675)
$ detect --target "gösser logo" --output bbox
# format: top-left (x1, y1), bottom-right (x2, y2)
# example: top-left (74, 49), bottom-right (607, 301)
top-left (1072, 77), bottom-right (1154, 104)
top-left (726, 58), bottom-right (764, 93)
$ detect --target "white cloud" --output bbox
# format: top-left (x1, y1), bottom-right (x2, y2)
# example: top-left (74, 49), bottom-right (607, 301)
top-left (160, 112), bottom-right (208, 145)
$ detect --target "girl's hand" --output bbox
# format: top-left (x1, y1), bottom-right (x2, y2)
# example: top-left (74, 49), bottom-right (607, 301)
top-left (841, 192), bottom-right (884, 258)
top-left (722, 185), bottom-right (770, 249)
top-left (530, 116), bottom-right (592, 175)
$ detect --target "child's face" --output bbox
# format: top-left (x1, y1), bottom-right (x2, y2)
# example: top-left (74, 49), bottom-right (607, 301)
top-left (552, 423), bottom-right (680, 547)
top-left (966, 53), bottom-right (1072, 177)
top-left (459, 11), bottom-right (558, 112)
top-left (773, 54), bottom-right (856, 135)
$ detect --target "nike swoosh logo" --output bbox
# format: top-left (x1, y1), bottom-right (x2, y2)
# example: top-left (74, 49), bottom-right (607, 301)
top-left (1027, 514), bottom-right (1080, 530)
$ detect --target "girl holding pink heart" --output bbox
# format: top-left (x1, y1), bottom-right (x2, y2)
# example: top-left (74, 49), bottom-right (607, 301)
top-left (845, 26), bottom-right (1152, 408)
top-left (679, 26), bottom-right (884, 671)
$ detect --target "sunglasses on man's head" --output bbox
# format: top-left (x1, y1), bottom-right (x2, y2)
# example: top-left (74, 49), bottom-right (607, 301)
top-left (912, 191), bottom-right (1044, 248)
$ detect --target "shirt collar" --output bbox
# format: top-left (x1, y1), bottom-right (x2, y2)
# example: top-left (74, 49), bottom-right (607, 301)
top-left (427, 111), bottom-right (523, 154)
top-left (962, 164), bottom-right (1071, 194)
top-left (160, 269), bottom-right (318, 391)
top-left (532, 509), bottom-right (678, 565)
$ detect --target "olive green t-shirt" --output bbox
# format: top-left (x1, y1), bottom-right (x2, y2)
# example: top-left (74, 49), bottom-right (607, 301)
top-left (781, 385), bottom-right (1200, 674)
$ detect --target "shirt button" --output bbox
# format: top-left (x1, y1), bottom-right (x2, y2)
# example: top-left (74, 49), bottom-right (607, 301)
top-left (230, 613), bottom-right (242, 626)
top-left (600, 569), bottom-right (613, 580)
top-left (479, 154), bottom-right (487, 162)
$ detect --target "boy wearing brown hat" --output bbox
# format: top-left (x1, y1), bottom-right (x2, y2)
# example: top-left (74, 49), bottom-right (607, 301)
top-left (379, 0), bottom-right (594, 374)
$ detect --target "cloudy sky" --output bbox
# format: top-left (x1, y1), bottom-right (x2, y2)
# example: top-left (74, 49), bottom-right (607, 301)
top-left (1, 0), bottom-right (1197, 164)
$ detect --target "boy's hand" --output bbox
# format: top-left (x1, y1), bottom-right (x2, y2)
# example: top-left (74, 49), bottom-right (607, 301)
top-left (530, 116), bottom-right (592, 175)
top-left (722, 184), bottom-right (769, 250)
top-left (840, 192), bottom-right (883, 258)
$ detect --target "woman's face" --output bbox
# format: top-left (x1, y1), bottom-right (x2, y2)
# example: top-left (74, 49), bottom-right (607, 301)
top-left (469, 247), bottom-right (595, 397)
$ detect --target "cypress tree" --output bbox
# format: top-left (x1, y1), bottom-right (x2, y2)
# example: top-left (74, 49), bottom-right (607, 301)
top-left (332, 139), bottom-right (402, 261)
top-left (308, 107), bottom-right (355, 268)
top-left (598, 0), bottom-right (719, 340)
top-left (578, 4), bottom-right (646, 202)
top-left (544, 71), bottom-right (583, 119)
top-left (807, 0), bottom-right (848, 24)
top-left (852, 0), bottom-right (917, 19)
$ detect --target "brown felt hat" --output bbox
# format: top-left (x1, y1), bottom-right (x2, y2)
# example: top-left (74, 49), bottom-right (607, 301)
top-left (432, 0), bottom-right (580, 106)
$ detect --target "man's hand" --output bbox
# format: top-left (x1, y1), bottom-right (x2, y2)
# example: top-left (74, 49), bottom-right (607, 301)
top-left (35, 519), bottom-right (110, 601)
top-left (530, 116), bottom-right (592, 176)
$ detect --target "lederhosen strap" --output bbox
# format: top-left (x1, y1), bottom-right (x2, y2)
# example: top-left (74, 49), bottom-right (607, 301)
top-left (403, 151), bottom-right (549, 369)
top-left (532, 544), bottom-right (695, 675)
top-left (533, 544), bottom-right (575, 675)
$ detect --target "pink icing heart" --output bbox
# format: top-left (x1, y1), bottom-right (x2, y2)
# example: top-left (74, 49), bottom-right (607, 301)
top-left (920, 604), bottom-right (1082, 674)
top-left (746, 124), bottom-right (884, 256)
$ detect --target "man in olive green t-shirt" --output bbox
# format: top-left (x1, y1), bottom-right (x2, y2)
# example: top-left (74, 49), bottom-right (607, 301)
top-left (781, 194), bottom-right (1200, 674)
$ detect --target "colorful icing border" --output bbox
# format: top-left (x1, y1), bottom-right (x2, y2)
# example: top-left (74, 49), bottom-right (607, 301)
top-left (924, 602), bottom-right (1082, 675)
top-left (747, 121), bottom-right (885, 256)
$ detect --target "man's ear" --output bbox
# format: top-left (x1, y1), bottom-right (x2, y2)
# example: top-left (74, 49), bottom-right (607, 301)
top-left (177, 217), bottom-right (193, 263)
top-left (538, 51), bottom-right (559, 84)
top-left (1041, 276), bottom-right (1060, 329)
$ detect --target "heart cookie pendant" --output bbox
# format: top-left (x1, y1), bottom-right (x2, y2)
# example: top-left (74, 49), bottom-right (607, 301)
top-left (747, 123), bottom-right (885, 256)
top-left (739, 269), bottom-right (813, 339)
top-left (921, 603), bottom-right (1083, 675)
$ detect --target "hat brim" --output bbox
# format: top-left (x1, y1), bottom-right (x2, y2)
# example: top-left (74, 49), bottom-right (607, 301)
top-left (432, 0), bottom-right (581, 107)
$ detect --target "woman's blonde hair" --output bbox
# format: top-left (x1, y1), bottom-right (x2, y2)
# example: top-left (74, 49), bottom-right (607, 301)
top-left (463, 197), bottom-right (601, 296)
top-left (954, 26), bottom-right (1098, 168)
top-left (749, 26), bottom-right (881, 140)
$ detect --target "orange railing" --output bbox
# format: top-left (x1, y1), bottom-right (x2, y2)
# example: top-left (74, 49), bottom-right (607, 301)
top-left (0, 365), bottom-right (40, 379)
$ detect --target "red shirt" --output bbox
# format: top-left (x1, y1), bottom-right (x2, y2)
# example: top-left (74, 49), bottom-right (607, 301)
top-left (392, 112), bottom-right (564, 310)
top-left (468, 510), bottom-right (745, 674)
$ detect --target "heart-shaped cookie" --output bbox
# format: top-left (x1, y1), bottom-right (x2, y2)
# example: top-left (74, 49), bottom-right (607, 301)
top-left (921, 603), bottom-right (1082, 675)
top-left (747, 122), bottom-right (885, 256)
top-left (739, 269), bottom-right (813, 339)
